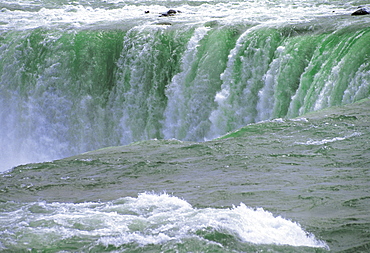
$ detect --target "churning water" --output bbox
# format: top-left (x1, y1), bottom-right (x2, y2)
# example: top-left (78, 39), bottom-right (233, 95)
top-left (0, 0), bottom-right (369, 252)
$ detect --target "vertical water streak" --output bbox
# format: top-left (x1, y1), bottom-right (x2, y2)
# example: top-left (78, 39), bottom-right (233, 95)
top-left (259, 33), bottom-right (317, 120)
top-left (287, 31), bottom-right (340, 117)
top-left (343, 62), bottom-right (370, 104)
top-left (109, 25), bottom-right (191, 144)
top-left (0, 29), bottom-right (124, 171)
top-left (312, 30), bottom-right (365, 111)
top-left (163, 26), bottom-right (210, 140)
top-left (164, 24), bottom-right (238, 141)
top-left (0, 30), bottom-right (74, 169)
top-left (288, 27), bottom-right (370, 117)
top-left (338, 29), bottom-right (370, 105)
top-left (111, 26), bottom-right (164, 144)
top-left (209, 26), bottom-right (281, 138)
top-left (255, 45), bottom-right (287, 122)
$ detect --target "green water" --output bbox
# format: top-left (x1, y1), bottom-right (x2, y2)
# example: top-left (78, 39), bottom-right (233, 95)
top-left (1, 16), bottom-right (370, 170)
top-left (1, 99), bottom-right (369, 252)
top-left (1, 1), bottom-right (370, 251)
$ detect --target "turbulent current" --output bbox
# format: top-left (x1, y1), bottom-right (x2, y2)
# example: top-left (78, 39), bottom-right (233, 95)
top-left (0, 0), bottom-right (369, 252)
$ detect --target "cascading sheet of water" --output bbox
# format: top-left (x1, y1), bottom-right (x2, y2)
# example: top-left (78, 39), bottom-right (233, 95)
top-left (0, 1), bottom-right (370, 171)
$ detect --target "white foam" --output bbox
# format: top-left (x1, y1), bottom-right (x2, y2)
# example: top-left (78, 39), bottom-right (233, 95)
top-left (0, 193), bottom-right (328, 249)
top-left (290, 117), bottom-right (309, 122)
top-left (295, 132), bottom-right (362, 145)
top-left (0, 0), bottom-right (352, 31)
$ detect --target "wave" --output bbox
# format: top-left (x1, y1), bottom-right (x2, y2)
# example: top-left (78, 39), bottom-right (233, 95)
top-left (0, 192), bottom-right (328, 251)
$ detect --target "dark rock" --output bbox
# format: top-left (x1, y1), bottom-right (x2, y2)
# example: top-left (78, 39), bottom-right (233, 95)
top-left (167, 9), bottom-right (177, 15)
top-left (351, 7), bottom-right (370, 16)
top-left (155, 22), bottom-right (172, 26)
top-left (159, 9), bottom-right (181, 17)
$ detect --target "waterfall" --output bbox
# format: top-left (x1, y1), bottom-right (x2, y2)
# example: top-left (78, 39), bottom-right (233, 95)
top-left (1, 21), bottom-right (369, 171)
